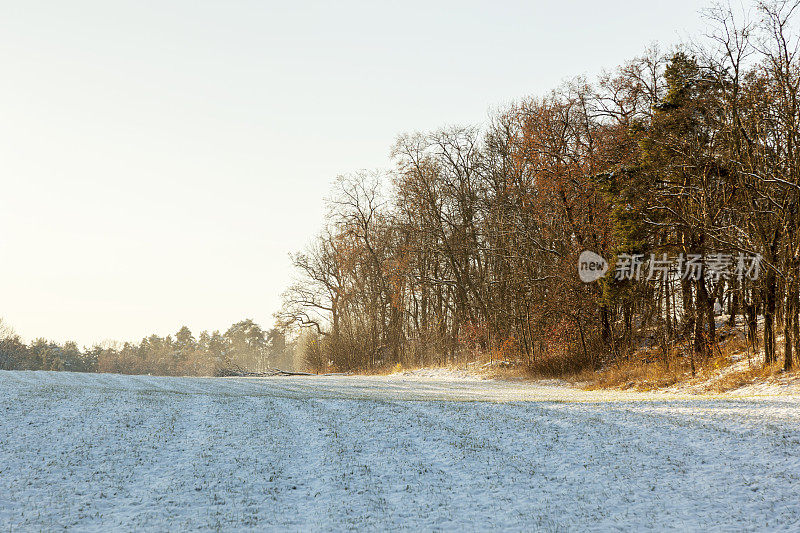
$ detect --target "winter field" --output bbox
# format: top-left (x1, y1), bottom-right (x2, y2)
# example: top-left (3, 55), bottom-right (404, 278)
top-left (2, 371), bottom-right (800, 531)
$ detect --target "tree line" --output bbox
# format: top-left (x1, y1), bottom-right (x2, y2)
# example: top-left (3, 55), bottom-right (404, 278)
top-left (279, 1), bottom-right (800, 375)
top-left (0, 318), bottom-right (294, 376)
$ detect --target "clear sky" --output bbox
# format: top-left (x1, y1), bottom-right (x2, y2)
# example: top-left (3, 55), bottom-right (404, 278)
top-left (0, 0), bottom-right (707, 346)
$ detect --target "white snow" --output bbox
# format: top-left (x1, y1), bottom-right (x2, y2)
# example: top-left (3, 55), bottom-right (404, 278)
top-left (2, 370), bottom-right (800, 531)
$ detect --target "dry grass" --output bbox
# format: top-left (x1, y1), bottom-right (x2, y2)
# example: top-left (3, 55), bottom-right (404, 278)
top-left (525, 349), bottom-right (599, 378)
top-left (327, 327), bottom-right (800, 394)
top-left (709, 360), bottom-right (785, 392)
top-left (580, 330), bottom-right (798, 393)
top-left (482, 362), bottom-right (539, 380)
top-left (585, 351), bottom-right (692, 391)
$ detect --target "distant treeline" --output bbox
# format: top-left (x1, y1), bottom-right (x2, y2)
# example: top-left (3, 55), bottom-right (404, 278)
top-left (279, 1), bottom-right (800, 375)
top-left (0, 319), bottom-right (294, 376)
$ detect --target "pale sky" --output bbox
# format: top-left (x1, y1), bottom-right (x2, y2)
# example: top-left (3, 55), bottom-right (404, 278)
top-left (0, 0), bottom-right (707, 346)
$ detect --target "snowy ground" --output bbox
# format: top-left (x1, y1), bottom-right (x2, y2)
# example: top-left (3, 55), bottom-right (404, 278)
top-left (2, 371), bottom-right (800, 531)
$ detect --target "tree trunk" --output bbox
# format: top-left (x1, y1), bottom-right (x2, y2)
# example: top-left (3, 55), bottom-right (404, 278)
top-left (681, 278), bottom-right (694, 339)
top-left (746, 296), bottom-right (758, 352)
top-left (694, 299), bottom-right (706, 360)
top-left (664, 278), bottom-right (673, 339)
top-left (600, 305), bottom-right (612, 346)
top-left (728, 284), bottom-right (738, 328)
top-left (764, 271), bottom-right (777, 365)
top-left (785, 277), bottom-right (797, 371)
top-left (794, 287), bottom-right (800, 372)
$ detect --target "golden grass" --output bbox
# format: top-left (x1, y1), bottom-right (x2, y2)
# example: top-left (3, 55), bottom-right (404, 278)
top-left (709, 360), bottom-right (785, 393)
top-left (584, 352), bottom-right (691, 391)
top-left (482, 363), bottom-right (538, 380)
top-left (320, 328), bottom-right (800, 394)
top-left (580, 331), bottom-right (797, 393)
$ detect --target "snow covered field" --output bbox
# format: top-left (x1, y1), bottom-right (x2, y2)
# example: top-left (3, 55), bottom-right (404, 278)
top-left (2, 371), bottom-right (800, 531)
